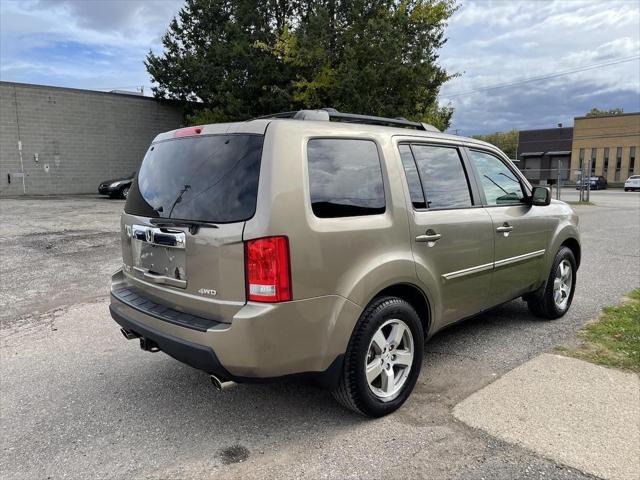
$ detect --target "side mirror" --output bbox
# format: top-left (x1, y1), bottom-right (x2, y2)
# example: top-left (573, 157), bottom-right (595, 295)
top-left (530, 186), bottom-right (551, 206)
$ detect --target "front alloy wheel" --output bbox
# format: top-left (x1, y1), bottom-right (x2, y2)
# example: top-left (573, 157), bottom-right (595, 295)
top-left (553, 259), bottom-right (573, 311)
top-left (526, 246), bottom-right (577, 319)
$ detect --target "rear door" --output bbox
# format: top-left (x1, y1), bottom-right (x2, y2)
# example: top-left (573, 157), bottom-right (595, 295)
top-left (120, 132), bottom-right (264, 322)
top-left (398, 143), bottom-right (494, 327)
top-left (465, 148), bottom-right (549, 307)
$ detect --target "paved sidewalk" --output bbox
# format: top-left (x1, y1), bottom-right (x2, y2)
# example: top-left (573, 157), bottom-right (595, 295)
top-left (454, 353), bottom-right (640, 480)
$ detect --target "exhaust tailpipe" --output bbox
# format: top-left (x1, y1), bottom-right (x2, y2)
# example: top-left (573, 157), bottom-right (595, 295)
top-left (120, 328), bottom-right (139, 340)
top-left (210, 374), bottom-right (236, 391)
top-left (139, 337), bottom-right (160, 352)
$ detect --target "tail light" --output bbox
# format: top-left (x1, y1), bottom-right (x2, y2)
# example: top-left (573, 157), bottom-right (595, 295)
top-left (245, 236), bottom-right (291, 302)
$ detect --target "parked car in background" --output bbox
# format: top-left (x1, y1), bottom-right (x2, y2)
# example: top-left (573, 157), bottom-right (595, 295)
top-left (109, 109), bottom-right (581, 417)
top-left (575, 175), bottom-right (607, 190)
top-left (624, 175), bottom-right (640, 191)
top-left (98, 172), bottom-right (135, 198)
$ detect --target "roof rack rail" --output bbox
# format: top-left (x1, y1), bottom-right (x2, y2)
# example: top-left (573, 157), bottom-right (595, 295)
top-left (255, 108), bottom-right (440, 132)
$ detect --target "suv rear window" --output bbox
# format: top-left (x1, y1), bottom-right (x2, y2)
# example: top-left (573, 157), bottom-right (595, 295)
top-left (307, 139), bottom-right (385, 218)
top-left (125, 134), bottom-right (263, 223)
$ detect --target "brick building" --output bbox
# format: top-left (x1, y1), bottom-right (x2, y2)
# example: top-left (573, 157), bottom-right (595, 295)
top-left (517, 112), bottom-right (639, 186)
top-left (570, 113), bottom-right (639, 183)
top-left (0, 82), bottom-right (184, 196)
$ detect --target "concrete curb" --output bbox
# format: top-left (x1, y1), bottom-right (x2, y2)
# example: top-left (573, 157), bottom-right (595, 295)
top-left (453, 353), bottom-right (640, 480)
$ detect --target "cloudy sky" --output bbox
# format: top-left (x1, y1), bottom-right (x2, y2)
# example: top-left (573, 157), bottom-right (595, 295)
top-left (1, 0), bottom-right (639, 135)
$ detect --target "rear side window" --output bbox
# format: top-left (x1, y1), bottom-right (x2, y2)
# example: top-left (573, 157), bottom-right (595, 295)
top-left (125, 134), bottom-right (263, 223)
top-left (409, 145), bottom-right (473, 209)
top-left (307, 139), bottom-right (385, 218)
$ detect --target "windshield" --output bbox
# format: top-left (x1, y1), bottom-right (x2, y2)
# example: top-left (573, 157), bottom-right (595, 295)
top-left (125, 134), bottom-right (263, 223)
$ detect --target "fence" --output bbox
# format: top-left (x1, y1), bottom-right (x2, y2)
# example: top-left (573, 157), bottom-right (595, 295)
top-left (519, 168), bottom-right (571, 201)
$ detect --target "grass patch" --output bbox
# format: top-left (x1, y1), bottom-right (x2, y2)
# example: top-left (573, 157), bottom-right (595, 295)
top-left (557, 289), bottom-right (640, 371)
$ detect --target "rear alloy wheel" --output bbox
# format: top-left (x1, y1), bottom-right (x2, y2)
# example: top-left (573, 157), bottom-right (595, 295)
top-left (121, 186), bottom-right (130, 199)
top-left (526, 246), bottom-right (576, 319)
top-left (332, 296), bottom-right (423, 417)
top-left (365, 319), bottom-right (415, 400)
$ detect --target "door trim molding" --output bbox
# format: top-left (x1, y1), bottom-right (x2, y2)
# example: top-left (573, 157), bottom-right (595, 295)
top-left (442, 249), bottom-right (545, 281)
top-left (442, 262), bottom-right (494, 281)
top-left (493, 249), bottom-right (546, 269)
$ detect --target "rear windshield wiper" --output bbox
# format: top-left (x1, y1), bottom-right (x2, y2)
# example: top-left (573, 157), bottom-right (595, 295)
top-left (149, 218), bottom-right (219, 234)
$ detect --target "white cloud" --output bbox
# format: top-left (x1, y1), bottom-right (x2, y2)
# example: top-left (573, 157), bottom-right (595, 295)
top-left (440, 0), bottom-right (640, 134)
top-left (0, 0), bottom-right (638, 133)
top-left (0, 0), bottom-right (182, 90)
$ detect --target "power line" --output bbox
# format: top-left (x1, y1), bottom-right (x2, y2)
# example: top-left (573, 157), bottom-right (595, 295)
top-left (442, 55), bottom-right (640, 98)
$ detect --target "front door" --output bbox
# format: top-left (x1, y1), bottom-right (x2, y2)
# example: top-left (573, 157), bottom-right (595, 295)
top-left (466, 149), bottom-right (549, 307)
top-left (398, 144), bottom-right (494, 328)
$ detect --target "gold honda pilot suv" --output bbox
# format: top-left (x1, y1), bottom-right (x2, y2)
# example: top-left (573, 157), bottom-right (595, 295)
top-left (110, 109), bottom-right (580, 417)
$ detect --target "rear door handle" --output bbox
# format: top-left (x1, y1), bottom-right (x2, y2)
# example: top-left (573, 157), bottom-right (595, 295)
top-left (416, 233), bottom-right (442, 243)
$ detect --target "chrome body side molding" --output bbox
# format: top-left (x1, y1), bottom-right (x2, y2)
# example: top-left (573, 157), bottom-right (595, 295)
top-left (442, 250), bottom-right (546, 282)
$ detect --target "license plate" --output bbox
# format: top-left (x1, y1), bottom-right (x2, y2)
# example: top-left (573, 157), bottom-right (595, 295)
top-left (131, 225), bottom-right (187, 287)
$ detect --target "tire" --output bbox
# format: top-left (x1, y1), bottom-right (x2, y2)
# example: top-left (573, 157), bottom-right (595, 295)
top-left (120, 186), bottom-right (130, 199)
top-left (332, 296), bottom-right (424, 417)
top-left (625, 188), bottom-right (629, 192)
top-left (526, 246), bottom-right (577, 320)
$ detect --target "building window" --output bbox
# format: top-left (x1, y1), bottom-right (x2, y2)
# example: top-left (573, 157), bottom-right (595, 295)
top-left (603, 147), bottom-right (609, 177)
top-left (630, 147), bottom-right (636, 175)
top-left (615, 147), bottom-right (622, 181)
top-left (590, 148), bottom-right (597, 175)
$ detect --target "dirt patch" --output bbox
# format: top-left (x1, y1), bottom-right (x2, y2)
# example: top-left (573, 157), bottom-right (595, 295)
top-left (18, 229), bottom-right (119, 256)
top-left (219, 445), bottom-right (250, 465)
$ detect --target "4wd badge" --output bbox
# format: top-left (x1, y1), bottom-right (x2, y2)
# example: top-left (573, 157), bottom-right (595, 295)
top-left (198, 288), bottom-right (217, 296)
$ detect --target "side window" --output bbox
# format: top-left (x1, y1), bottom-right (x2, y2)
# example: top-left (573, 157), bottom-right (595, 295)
top-left (410, 145), bottom-right (473, 209)
top-left (307, 138), bottom-right (385, 218)
top-left (398, 144), bottom-right (426, 209)
top-left (468, 150), bottom-right (525, 206)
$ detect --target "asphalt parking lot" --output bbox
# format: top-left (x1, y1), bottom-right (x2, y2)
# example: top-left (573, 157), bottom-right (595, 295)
top-left (1, 190), bottom-right (639, 480)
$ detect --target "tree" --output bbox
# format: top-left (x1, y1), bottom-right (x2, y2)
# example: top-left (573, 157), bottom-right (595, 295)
top-left (267, 0), bottom-right (458, 130)
top-left (585, 107), bottom-right (624, 117)
top-left (146, 0), bottom-right (457, 129)
top-left (146, 0), bottom-right (299, 121)
top-left (473, 130), bottom-right (519, 158)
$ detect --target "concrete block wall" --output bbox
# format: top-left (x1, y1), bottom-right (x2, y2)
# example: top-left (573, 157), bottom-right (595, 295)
top-left (0, 82), bottom-right (184, 196)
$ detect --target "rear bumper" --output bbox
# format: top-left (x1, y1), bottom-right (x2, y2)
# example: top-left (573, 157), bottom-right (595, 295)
top-left (109, 272), bottom-right (361, 387)
top-left (110, 303), bottom-right (230, 377)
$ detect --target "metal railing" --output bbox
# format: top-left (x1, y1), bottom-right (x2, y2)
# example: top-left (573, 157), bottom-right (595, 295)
top-left (519, 167), bottom-right (572, 201)
top-left (520, 166), bottom-right (598, 202)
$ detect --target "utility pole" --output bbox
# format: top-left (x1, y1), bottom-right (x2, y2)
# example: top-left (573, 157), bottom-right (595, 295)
top-left (557, 159), bottom-right (563, 200)
top-left (585, 155), bottom-right (592, 202)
